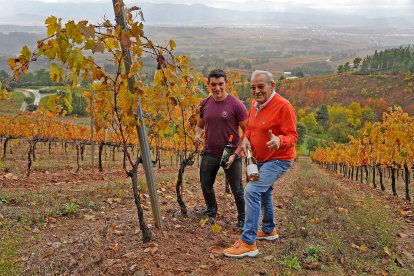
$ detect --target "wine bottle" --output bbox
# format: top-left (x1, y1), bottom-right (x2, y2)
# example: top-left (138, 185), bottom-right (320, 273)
top-left (220, 135), bottom-right (234, 167)
top-left (246, 148), bottom-right (259, 181)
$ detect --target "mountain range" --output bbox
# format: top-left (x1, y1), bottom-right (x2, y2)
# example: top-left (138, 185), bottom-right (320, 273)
top-left (0, 2), bottom-right (413, 29)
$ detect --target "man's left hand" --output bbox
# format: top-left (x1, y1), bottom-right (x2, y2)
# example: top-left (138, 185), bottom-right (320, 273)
top-left (267, 130), bottom-right (280, 150)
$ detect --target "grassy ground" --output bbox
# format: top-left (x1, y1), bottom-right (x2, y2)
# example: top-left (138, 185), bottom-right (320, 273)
top-left (276, 157), bottom-right (409, 274)
top-left (0, 155), bottom-right (413, 275)
top-left (0, 91), bottom-right (25, 115)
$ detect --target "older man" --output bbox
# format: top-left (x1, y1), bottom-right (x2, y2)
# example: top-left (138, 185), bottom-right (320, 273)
top-left (223, 70), bottom-right (298, 258)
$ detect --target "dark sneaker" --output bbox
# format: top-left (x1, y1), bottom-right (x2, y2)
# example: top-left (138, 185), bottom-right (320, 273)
top-left (256, 229), bottom-right (279, 241)
top-left (194, 209), bottom-right (216, 218)
top-left (236, 219), bottom-right (245, 230)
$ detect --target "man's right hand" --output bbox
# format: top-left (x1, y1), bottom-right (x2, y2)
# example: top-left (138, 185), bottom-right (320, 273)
top-left (194, 133), bottom-right (203, 147)
top-left (241, 136), bottom-right (251, 154)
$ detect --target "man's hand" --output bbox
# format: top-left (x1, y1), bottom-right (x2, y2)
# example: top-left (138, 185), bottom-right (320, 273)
top-left (194, 132), bottom-right (204, 147)
top-left (241, 136), bottom-right (251, 154)
top-left (225, 154), bottom-right (236, 169)
top-left (267, 130), bottom-right (280, 150)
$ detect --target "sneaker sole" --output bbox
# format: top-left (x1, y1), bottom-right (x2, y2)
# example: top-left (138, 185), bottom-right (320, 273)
top-left (256, 235), bottom-right (279, 241)
top-left (224, 249), bottom-right (259, 259)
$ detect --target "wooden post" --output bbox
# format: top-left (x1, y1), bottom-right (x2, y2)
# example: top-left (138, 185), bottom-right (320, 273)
top-left (112, 0), bottom-right (162, 229)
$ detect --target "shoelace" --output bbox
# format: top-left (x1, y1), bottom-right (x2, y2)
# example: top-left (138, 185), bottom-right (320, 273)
top-left (232, 239), bottom-right (243, 247)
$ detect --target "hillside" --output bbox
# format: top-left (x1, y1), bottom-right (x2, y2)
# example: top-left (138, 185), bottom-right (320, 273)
top-left (279, 73), bottom-right (414, 116)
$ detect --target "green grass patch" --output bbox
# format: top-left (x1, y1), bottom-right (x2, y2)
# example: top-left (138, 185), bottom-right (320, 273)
top-left (277, 157), bottom-right (412, 274)
top-left (0, 90), bottom-right (25, 114)
top-left (0, 219), bottom-right (23, 275)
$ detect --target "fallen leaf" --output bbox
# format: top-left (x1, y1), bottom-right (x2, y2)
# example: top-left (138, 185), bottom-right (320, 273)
top-left (309, 217), bottom-right (321, 224)
top-left (399, 209), bottom-right (410, 216)
top-left (351, 243), bottom-right (360, 250)
top-left (47, 217), bottom-right (57, 223)
top-left (383, 247), bottom-right (392, 256)
top-left (109, 243), bottom-right (120, 253)
top-left (380, 269), bottom-right (389, 276)
top-left (199, 217), bottom-right (209, 227)
top-left (397, 233), bottom-right (407, 238)
top-left (107, 197), bottom-right (122, 204)
top-left (83, 215), bottom-right (96, 221)
top-left (123, 252), bottom-right (136, 259)
top-left (150, 247), bottom-right (158, 254)
top-left (200, 265), bottom-right (208, 269)
top-left (359, 244), bottom-right (369, 253)
top-left (211, 223), bottom-right (222, 233)
top-left (394, 258), bottom-right (404, 267)
top-left (210, 246), bottom-right (225, 255)
top-left (338, 207), bottom-right (349, 214)
top-left (103, 259), bottom-right (120, 267)
top-left (304, 262), bottom-right (319, 269)
top-left (40, 248), bottom-right (54, 259)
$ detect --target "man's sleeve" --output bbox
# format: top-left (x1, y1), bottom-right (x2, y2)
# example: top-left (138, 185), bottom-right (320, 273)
top-left (242, 102), bottom-right (254, 140)
top-left (236, 100), bottom-right (248, 122)
top-left (278, 103), bottom-right (298, 150)
top-left (199, 98), bottom-right (206, 119)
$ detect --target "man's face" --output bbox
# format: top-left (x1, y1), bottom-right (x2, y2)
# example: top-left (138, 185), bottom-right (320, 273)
top-left (208, 77), bottom-right (227, 101)
top-left (250, 74), bottom-right (275, 105)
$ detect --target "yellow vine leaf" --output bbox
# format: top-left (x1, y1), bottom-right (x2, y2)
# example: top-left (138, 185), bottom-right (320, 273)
top-left (169, 40), bottom-right (176, 51)
top-left (81, 24), bottom-right (95, 39)
top-left (154, 69), bottom-right (164, 85)
top-left (211, 223), bottom-right (222, 233)
top-left (93, 41), bottom-right (105, 53)
top-left (106, 37), bottom-right (119, 50)
top-left (130, 22), bottom-right (144, 38)
top-left (45, 16), bottom-right (58, 36)
top-left (199, 217), bottom-right (209, 227)
top-left (0, 84), bottom-right (10, 100)
top-left (49, 63), bottom-right (62, 82)
top-left (128, 62), bottom-right (139, 78)
top-left (21, 45), bottom-right (31, 60)
top-left (121, 33), bottom-right (132, 49)
top-left (83, 91), bottom-right (92, 100)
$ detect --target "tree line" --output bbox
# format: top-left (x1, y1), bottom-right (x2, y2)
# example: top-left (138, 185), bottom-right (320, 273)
top-left (338, 46), bottom-right (414, 74)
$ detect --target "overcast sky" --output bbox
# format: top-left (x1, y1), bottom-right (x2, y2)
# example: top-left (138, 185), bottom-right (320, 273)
top-left (1, 0), bottom-right (413, 16)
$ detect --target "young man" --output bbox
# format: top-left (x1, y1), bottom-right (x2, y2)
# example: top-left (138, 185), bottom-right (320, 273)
top-left (194, 69), bottom-right (248, 228)
top-left (223, 70), bottom-right (298, 258)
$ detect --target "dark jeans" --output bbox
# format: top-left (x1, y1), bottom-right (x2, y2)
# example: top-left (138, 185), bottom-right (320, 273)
top-left (200, 153), bottom-right (245, 221)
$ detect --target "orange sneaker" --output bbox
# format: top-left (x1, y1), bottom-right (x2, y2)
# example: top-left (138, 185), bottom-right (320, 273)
top-left (256, 229), bottom-right (279, 241)
top-left (223, 239), bottom-right (259, 259)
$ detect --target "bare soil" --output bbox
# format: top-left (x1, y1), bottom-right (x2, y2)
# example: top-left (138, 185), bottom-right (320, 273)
top-left (1, 157), bottom-right (413, 275)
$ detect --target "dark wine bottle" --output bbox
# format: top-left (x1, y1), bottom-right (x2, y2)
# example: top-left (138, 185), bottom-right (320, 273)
top-left (220, 135), bottom-right (234, 167)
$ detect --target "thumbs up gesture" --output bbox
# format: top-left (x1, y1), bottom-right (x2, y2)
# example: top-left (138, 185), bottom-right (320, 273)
top-left (266, 130), bottom-right (280, 150)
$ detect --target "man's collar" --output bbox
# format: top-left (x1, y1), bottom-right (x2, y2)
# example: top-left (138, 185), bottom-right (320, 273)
top-left (254, 91), bottom-right (276, 111)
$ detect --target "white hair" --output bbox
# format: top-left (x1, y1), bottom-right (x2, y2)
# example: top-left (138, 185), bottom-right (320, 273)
top-left (251, 70), bottom-right (275, 83)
